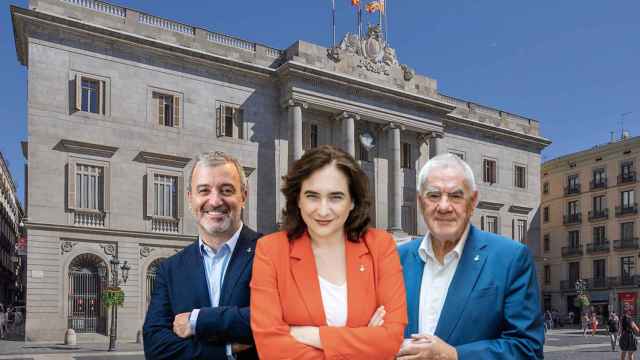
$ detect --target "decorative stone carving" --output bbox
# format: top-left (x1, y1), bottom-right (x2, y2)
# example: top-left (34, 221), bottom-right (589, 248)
top-left (60, 241), bottom-right (77, 255)
top-left (400, 64), bottom-right (415, 81)
top-left (140, 246), bottom-right (156, 258)
top-left (100, 244), bottom-right (116, 256)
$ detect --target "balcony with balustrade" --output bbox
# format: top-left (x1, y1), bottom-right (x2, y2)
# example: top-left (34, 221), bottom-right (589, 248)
top-left (616, 204), bottom-right (638, 217)
top-left (564, 184), bottom-right (581, 196)
top-left (590, 179), bottom-right (607, 191)
top-left (588, 209), bottom-right (609, 222)
top-left (586, 241), bottom-right (610, 254)
top-left (563, 213), bottom-right (582, 225)
top-left (613, 238), bottom-right (640, 251)
top-left (619, 171), bottom-right (637, 185)
top-left (561, 245), bottom-right (583, 258)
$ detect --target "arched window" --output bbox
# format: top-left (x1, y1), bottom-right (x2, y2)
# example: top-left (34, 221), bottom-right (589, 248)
top-left (145, 258), bottom-right (166, 310)
top-left (67, 253), bottom-right (107, 334)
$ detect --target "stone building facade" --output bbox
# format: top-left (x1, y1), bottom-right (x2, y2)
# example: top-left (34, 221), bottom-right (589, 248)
top-left (538, 135), bottom-right (640, 323)
top-left (0, 152), bottom-right (23, 306)
top-left (12, 0), bottom-right (549, 341)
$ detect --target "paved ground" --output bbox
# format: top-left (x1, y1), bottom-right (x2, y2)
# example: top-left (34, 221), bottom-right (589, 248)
top-left (0, 326), bottom-right (636, 359)
top-left (545, 327), bottom-right (631, 359)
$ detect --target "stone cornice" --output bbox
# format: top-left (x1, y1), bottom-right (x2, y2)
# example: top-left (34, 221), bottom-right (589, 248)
top-left (277, 61), bottom-right (455, 116)
top-left (285, 87), bottom-right (443, 134)
top-left (508, 205), bottom-right (533, 215)
top-left (445, 113), bottom-right (551, 151)
top-left (54, 139), bottom-right (118, 158)
top-left (133, 151), bottom-right (191, 168)
top-left (477, 201), bottom-right (505, 211)
top-left (24, 221), bottom-right (197, 242)
top-left (11, 6), bottom-right (276, 77)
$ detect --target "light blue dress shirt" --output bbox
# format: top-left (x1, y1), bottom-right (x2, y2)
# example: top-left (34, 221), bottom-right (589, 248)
top-left (189, 224), bottom-right (243, 357)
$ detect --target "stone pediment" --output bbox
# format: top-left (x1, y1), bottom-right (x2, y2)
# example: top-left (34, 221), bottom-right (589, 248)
top-left (53, 139), bottom-right (118, 158)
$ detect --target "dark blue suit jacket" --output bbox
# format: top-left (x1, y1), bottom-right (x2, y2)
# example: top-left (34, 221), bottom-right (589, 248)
top-left (143, 226), bottom-right (261, 360)
top-left (398, 225), bottom-right (544, 359)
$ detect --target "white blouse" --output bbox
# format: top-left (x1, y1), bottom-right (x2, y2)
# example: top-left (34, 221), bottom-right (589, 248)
top-left (318, 276), bottom-right (348, 327)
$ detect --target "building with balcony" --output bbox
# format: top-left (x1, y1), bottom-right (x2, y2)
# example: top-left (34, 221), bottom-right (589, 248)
top-left (0, 152), bottom-right (24, 306)
top-left (11, 0), bottom-right (550, 341)
top-left (538, 134), bottom-right (640, 323)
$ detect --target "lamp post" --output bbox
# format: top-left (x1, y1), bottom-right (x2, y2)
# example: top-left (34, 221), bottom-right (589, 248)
top-left (108, 256), bottom-right (130, 351)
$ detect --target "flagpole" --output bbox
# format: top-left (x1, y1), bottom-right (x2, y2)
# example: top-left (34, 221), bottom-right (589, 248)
top-left (384, 0), bottom-right (388, 45)
top-left (332, 0), bottom-right (336, 48)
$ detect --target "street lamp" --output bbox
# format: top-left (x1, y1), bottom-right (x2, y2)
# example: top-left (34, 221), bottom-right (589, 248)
top-left (108, 256), bottom-right (130, 351)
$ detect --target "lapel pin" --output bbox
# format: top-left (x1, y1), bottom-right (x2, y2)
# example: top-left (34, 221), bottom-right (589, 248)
top-left (474, 255), bottom-right (480, 262)
top-left (247, 247), bottom-right (252, 253)
top-left (359, 264), bottom-right (365, 272)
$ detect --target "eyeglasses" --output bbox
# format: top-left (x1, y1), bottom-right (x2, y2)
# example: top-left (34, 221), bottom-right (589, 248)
top-left (422, 190), bottom-right (467, 205)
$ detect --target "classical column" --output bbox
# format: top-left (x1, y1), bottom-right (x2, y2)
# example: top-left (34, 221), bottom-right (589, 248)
top-left (428, 132), bottom-right (442, 158)
top-left (388, 123), bottom-right (402, 232)
top-left (336, 112), bottom-right (359, 157)
top-left (287, 100), bottom-right (307, 161)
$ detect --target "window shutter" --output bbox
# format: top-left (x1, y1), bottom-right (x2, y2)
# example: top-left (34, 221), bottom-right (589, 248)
top-left (75, 74), bottom-right (82, 111)
top-left (67, 160), bottom-right (77, 210)
top-left (176, 175), bottom-right (184, 219)
top-left (103, 165), bottom-right (110, 212)
top-left (98, 80), bottom-right (105, 115)
top-left (216, 105), bottom-right (222, 137)
top-left (146, 170), bottom-right (154, 218)
top-left (236, 108), bottom-right (244, 139)
top-left (173, 96), bottom-right (180, 128)
top-left (157, 94), bottom-right (164, 126)
top-left (480, 216), bottom-right (485, 231)
top-left (512, 219), bottom-right (515, 240)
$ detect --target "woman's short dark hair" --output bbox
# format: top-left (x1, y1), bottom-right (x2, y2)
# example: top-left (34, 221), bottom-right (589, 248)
top-left (281, 145), bottom-right (371, 242)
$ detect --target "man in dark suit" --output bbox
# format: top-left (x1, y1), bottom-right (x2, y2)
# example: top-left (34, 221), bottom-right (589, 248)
top-left (144, 152), bottom-right (261, 360)
top-left (396, 153), bottom-right (544, 360)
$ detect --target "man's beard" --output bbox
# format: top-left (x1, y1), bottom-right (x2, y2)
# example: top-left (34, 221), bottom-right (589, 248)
top-left (198, 205), bottom-right (236, 236)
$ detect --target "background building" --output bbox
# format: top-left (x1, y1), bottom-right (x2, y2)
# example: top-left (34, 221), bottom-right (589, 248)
top-left (0, 152), bottom-right (24, 307)
top-left (539, 134), bottom-right (639, 323)
top-left (12, 0), bottom-right (549, 341)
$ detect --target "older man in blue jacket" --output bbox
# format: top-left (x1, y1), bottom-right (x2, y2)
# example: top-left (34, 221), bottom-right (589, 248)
top-left (397, 153), bottom-right (544, 360)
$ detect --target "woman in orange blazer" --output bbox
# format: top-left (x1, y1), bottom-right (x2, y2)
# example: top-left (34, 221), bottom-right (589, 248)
top-left (251, 145), bottom-right (407, 359)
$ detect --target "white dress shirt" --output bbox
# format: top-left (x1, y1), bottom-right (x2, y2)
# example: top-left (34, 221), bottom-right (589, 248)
top-left (318, 276), bottom-right (348, 327)
top-left (418, 224), bottom-right (470, 335)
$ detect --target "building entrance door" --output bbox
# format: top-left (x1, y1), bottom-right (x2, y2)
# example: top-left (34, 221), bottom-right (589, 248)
top-left (67, 254), bottom-right (107, 334)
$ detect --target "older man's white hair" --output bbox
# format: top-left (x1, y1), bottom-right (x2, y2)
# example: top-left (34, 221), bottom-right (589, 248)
top-left (417, 153), bottom-right (477, 194)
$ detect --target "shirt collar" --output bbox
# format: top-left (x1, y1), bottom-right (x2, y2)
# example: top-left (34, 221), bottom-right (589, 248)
top-left (199, 223), bottom-right (243, 257)
top-left (418, 223), bottom-right (471, 264)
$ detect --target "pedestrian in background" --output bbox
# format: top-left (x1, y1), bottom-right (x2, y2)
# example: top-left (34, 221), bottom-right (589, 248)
top-left (0, 304), bottom-right (5, 339)
top-left (591, 312), bottom-right (599, 336)
top-left (619, 309), bottom-right (639, 360)
top-left (609, 311), bottom-right (620, 352)
top-left (583, 313), bottom-right (591, 337)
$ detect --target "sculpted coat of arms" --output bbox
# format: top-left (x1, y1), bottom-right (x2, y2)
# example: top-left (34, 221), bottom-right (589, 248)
top-left (329, 24), bottom-right (414, 80)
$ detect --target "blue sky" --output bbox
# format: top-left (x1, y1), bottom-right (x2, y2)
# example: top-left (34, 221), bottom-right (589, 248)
top-left (1, 0), bottom-right (639, 204)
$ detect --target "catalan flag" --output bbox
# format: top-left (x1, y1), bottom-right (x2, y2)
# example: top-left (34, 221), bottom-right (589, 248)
top-left (366, 0), bottom-right (384, 14)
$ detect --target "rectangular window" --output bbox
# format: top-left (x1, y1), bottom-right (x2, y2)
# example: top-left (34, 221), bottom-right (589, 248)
top-left (593, 195), bottom-right (605, 212)
top-left (483, 159), bottom-right (497, 184)
top-left (216, 103), bottom-right (244, 139)
top-left (514, 165), bottom-right (526, 188)
top-left (569, 262), bottom-right (580, 283)
top-left (621, 256), bottom-right (635, 279)
top-left (568, 174), bottom-right (579, 188)
top-left (485, 216), bottom-right (498, 234)
top-left (593, 168), bottom-right (606, 185)
top-left (568, 230), bottom-right (580, 248)
top-left (593, 226), bottom-right (606, 244)
top-left (621, 222), bottom-right (634, 241)
top-left (567, 200), bottom-right (579, 216)
top-left (303, 123), bottom-right (319, 151)
top-left (153, 174), bottom-right (177, 218)
top-left (544, 265), bottom-right (551, 284)
top-left (543, 182), bottom-right (549, 194)
top-left (75, 164), bottom-right (103, 210)
top-left (593, 259), bottom-right (606, 280)
top-left (622, 161), bottom-right (634, 177)
top-left (544, 234), bottom-right (550, 252)
top-left (543, 207), bottom-right (549, 223)
top-left (401, 142), bottom-right (412, 169)
top-left (153, 92), bottom-right (180, 128)
top-left (514, 219), bottom-right (527, 242)
top-left (75, 74), bottom-right (105, 115)
top-left (621, 190), bottom-right (635, 208)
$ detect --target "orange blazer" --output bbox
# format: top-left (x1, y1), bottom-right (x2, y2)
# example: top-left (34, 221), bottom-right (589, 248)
top-left (250, 228), bottom-right (407, 360)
